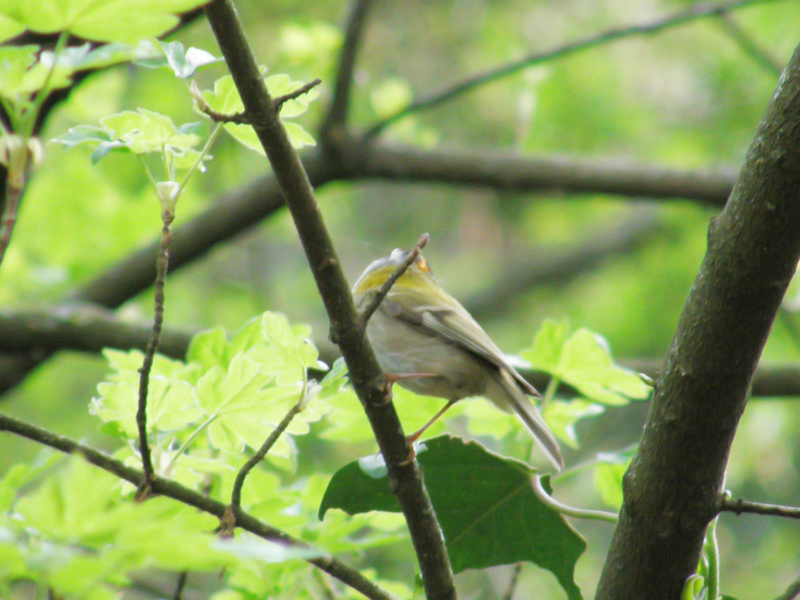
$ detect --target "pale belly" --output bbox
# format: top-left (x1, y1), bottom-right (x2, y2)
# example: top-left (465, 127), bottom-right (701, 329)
top-left (366, 308), bottom-right (487, 401)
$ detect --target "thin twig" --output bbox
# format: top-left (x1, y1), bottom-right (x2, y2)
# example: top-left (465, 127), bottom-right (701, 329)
top-left (715, 13), bottom-right (785, 75)
top-left (323, 0), bottom-right (374, 130)
top-left (718, 495), bottom-right (800, 520)
top-left (199, 105), bottom-right (251, 124)
top-left (135, 206), bottom-right (175, 499)
top-left (274, 78), bottom-right (323, 113)
top-left (357, 232), bottom-right (430, 330)
top-left (366, 0), bottom-right (776, 136)
top-left (230, 385), bottom-right (307, 511)
top-left (172, 572), bottom-right (188, 600)
top-left (0, 411), bottom-right (400, 600)
top-left (531, 474), bottom-right (619, 522)
top-left (0, 142), bottom-right (28, 268)
top-left (502, 564), bottom-right (523, 600)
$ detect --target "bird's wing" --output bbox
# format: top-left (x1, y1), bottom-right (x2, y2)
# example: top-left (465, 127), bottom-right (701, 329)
top-left (383, 286), bottom-right (540, 397)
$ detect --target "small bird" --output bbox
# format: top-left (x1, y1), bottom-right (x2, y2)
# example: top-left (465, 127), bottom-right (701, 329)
top-left (352, 248), bottom-right (563, 471)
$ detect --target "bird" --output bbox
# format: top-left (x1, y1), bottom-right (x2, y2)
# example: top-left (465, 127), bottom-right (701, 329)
top-left (352, 248), bottom-right (563, 471)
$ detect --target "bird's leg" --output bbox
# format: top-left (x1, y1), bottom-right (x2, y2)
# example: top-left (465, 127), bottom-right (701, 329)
top-left (399, 399), bottom-right (458, 466)
top-left (407, 399), bottom-right (457, 443)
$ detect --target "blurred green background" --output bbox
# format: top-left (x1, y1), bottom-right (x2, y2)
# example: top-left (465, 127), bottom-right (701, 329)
top-left (4, 0), bottom-right (800, 597)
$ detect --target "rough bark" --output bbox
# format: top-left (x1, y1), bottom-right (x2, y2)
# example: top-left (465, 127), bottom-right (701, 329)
top-left (596, 43), bottom-right (800, 599)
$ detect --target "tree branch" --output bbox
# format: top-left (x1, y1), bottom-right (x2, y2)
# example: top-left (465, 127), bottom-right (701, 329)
top-left (719, 495), bottom-right (800, 519)
top-left (0, 412), bottom-right (399, 600)
top-left (5, 306), bottom-right (800, 400)
top-left (322, 0), bottom-right (373, 133)
top-left (202, 1), bottom-right (457, 598)
top-left (0, 305), bottom-right (194, 358)
top-left (464, 206), bottom-right (666, 321)
top-left (715, 13), bottom-right (785, 75)
top-left (596, 39), bottom-right (800, 599)
top-left (347, 141), bottom-right (737, 207)
top-left (357, 232), bottom-right (428, 330)
top-left (0, 142), bottom-right (738, 398)
top-left (366, 0), bottom-right (778, 136)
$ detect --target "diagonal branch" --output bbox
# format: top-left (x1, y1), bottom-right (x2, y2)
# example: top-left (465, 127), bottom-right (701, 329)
top-left (357, 232), bottom-right (429, 329)
top-left (322, 0), bottom-right (374, 132)
top-left (596, 39), bottom-right (800, 600)
top-left (202, 1), bottom-right (457, 598)
top-left (464, 207), bottom-right (665, 321)
top-left (0, 412), bottom-right (398, 600)
top-left (714, 13), bottom-right (785, 75)
top-left (366, 0), bottom-right (778, 136)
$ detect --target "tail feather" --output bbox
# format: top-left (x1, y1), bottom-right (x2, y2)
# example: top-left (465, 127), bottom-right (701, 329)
top-left (492, 370), bottom-right (564, 472)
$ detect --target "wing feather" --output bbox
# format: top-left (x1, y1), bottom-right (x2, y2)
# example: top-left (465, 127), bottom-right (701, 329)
top-left (383, 286), bottom-right (540, 397)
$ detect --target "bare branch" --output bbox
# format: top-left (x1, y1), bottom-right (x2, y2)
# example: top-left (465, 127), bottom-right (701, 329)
top-left (719, 495), bottom-right (800, 519)
top-left (203, 1), bottom-right (456, 598)
top-left (465, 207), bottom-right (665, 321)
top-left (0, 412), bottom-right (399, 600)
top-left (0, 304), bottom-right (194, 359)
top-left (0, 143), bottom-right (738, 398)
top-left (323, 0), bottom-right (374, 131)
top-left (172, 572), bottom-right (188, 600)
top-left (715, 13), bottom-right (785, 75)
top-left (350, 141), bottom-right (737, 207)
top-left (230, 392), bottom-right (306, 512)
top-left (135, 206), bottom-right (176, 497)
top-left (367, 0), bottom-right (777, 136)
top-left (357, 232), bottom-right (429, 331)
top-left (274, 77), bottom-right (323, 113)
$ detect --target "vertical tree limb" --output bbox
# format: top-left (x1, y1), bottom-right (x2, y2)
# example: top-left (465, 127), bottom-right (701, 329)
top-left (596, 41), bottom-right (800, 599)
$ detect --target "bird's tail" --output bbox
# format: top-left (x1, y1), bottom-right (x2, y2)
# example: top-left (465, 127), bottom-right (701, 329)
top-left (490, 370), bottom-right (564, 472)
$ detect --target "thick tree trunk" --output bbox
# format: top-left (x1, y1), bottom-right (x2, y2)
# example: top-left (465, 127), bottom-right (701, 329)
top-left (597, 41), bottom-right (800, 599)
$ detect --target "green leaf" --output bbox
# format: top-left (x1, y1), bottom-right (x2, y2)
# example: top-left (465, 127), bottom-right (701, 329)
top-left (0, 45), bottom-right (72, 108)
top-left (52, 124), bottom-right (112, 147)
top-left (15, 457), bottom-right (122, 543)
top-left (320, 436), bottom-right (586, 600)
top-left (542, 399), bottom-right (604, 449)
top-left (187, 326), bottom-right (231, 371)
top-left (195, 353), bottom-right (301, 453)
top-left (186, 316), bottom-right (273, 373)
top-left (99, 108), bottom-right (203, 155)
top-left (0, 12), bottom-right (24, 44)
top-left (0, 454), bottom-right (61, 511)
top-left (247, 312), bottom-right (322, 384)
top-left (0, 0), bottom-right (212, 44)
top-left (284, 121), bottom-right (316, 148)
top-left (522, 320), bottom-right (651, 405)
top-left (91, 348), bottom-right (202, 437)
top-left (135, 40), bottom-right (221, 78)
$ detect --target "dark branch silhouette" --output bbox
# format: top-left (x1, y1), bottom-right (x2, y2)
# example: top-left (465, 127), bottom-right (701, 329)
top-left (597, 39), bottom-right (800, 599)
top-left (203, 0), bottom-right (457, 597)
